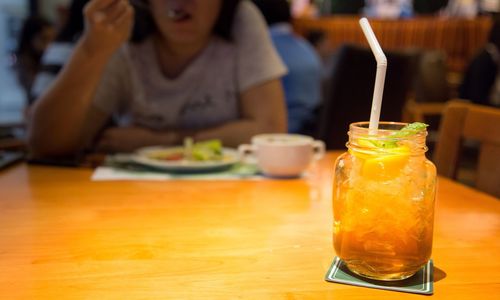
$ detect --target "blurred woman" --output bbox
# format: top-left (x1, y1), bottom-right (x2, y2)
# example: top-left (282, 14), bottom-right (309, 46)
top-left (29, 0), bottom-right (287, 157)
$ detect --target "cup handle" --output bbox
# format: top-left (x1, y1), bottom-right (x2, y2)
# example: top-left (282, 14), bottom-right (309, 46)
top-left (238, 144), bottom-right (256, 163)
top-left (312, 140), bottom-right (326, 160)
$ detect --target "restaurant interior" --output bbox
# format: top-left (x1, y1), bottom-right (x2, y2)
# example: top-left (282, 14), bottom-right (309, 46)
top-left (0, 0), bottom-right (499, 298)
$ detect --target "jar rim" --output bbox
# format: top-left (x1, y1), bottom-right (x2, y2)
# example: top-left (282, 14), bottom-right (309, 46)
top-left (349, 122), bottom-right (428, 138)
top-left (347, 121), bottom-right (428, 154)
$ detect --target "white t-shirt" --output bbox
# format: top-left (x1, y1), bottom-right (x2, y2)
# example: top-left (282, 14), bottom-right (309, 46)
top-left (93, 1), bottom-right (287, 130)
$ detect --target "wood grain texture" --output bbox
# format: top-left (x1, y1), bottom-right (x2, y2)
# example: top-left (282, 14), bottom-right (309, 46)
top-left (0, 152), bottom-right (499, 299)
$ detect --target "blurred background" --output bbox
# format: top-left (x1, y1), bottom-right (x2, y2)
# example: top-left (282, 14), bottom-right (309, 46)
top-left (1, 0), bottom-right (499, 186)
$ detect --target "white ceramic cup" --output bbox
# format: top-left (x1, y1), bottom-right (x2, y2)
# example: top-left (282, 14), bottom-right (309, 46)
top-left (238, 134), bottom-right (326, 177)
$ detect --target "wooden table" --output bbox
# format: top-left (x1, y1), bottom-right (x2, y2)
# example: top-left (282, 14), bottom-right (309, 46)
top-left (1, 152), bottom-right (499, 299)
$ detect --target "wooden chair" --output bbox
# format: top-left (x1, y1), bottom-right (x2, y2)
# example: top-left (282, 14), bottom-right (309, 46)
top-left (433, 100), bottom-right (500, 198)
top-left (402, 98), bottom-right (447, 123)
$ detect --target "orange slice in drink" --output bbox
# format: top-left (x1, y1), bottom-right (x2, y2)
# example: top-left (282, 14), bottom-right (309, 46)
top-left (350, 141), bottom-right (410, 181)
top-left (362, 148), bottom-right (409, 180)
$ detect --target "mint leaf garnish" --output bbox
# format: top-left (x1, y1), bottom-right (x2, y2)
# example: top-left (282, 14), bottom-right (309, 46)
top-left (364, 122), bottom-right (428, 149)
top-left (390, 122), bottom-right (429, 139)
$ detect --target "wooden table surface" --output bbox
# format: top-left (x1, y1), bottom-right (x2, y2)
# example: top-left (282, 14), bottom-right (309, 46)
top-left (1, 152), bottom-right (499, 299)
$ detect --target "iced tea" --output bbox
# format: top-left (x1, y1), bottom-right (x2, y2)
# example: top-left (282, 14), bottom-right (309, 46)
top-left (333, 122), bottom-right (436, 280)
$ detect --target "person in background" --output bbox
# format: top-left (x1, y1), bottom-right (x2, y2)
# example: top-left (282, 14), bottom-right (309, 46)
top-left (291, 0), bottom-right (319, 18)
top-left (31, 0), bottom-right (89, 104)
top-left (15, 16), bottom-right (55, 104)
top-left (253, 0), bottom-right (322, 134)
top-left (442, 0), bottom-right (480, 18)
top-left (29, 0), bottom-right (287, 157)
top-left (364, 0), bottom-right (414, 18)
top-left (460, 20), bottom-right (500, 107)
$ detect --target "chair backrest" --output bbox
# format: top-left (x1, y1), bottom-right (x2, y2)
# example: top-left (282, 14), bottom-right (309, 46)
top-left (317, 44), bottom-right (417, 149)
top-left (434, 100), bottom-right (500, 198)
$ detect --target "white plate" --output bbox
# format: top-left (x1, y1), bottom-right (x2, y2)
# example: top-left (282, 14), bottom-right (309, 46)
top-left (132, 146), bottom-right (240, 172)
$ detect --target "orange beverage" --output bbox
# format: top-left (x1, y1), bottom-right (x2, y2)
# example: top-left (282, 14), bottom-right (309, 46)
top-left (333, 122), bottom-right (436, 280)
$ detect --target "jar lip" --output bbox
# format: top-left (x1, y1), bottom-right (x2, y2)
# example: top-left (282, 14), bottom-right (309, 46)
top-left (349, 121), bottom-right (428, 138)
top-left (348, 121), bottom-right (428, 154)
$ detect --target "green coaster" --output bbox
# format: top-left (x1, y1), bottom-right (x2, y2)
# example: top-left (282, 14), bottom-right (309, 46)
top-left (325, 257), bottom-right (433, 295)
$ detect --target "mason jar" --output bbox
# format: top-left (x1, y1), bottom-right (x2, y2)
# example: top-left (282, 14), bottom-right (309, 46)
top-left (332, 122), bottom-right (436, 280)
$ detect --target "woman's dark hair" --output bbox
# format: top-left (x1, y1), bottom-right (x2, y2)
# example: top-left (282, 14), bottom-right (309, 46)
top-left (132, 0), bottom-right (242, 43)
top-left (16, 16), bottom-right (52, 56)
top-left (251, 0), bottom-right (291, 25)
top-left (56, 0), bottom-right (89, 42)
top-left (214, 0), bottom-right (241, 40)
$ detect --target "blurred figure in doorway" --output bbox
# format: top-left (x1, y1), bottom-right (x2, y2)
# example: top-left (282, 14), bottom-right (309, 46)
top-left (253, 0), bottom-right (322, 134)
top-left (15, 16), bottom-right (55, 104)
top-left (364, 0), bottom-right (414, 18)
top-left (31, 0), bottom-right (90, 104)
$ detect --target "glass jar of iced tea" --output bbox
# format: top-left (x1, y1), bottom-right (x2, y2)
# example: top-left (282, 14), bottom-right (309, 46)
top-left (332, 122), bottom-right (436, 281)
